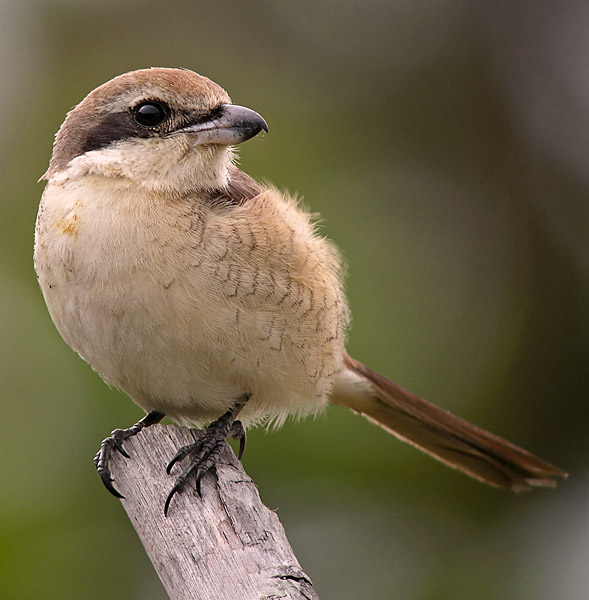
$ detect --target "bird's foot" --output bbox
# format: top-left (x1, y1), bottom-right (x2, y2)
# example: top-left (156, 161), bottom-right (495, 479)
top-left (164, 402), bottom-right (247, 516)
top-left (94, 410), bottom-right (165, 498)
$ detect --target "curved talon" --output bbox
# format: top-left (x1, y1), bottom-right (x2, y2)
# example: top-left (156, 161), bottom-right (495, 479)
top-left (164, 484), bottom-right (181, 516)
top-left (165, 425), bottom-right (236, 513)
top-left (100, 473), bottom-right (125, 499)
top-left (114, 443), bottom-right (130, 459)
top-left (166, 460), bottom-right (202, 515)
top-left (195, 469), bottom-right (205, 497)
top-left (95, 438), bottom-right (125, 498)
top-left (238, 435), bottom-right (246, 460)
top-left (166, 456), bottom-right (179, 475)
top-left (163, 398), bottom-right (249, 515)
top-left (94, 411), bottom-right (165, 501)
top-left (166, 443), bottom-right (199, 474)
top-left (166, 454), bottom-right (181, 474)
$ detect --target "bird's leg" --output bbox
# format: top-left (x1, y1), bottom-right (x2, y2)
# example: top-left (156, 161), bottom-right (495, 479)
top-left (164, 395), bottom-right (249, 516)
top-left (94, 410), bottom-right (165, 498)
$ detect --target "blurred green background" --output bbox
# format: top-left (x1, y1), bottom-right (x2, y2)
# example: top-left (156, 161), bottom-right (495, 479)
top-left (1, 1), bottom-right (587, 598)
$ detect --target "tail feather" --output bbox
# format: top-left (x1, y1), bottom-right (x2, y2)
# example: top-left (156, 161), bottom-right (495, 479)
top-left (332, 355), bottom-right (567, 491)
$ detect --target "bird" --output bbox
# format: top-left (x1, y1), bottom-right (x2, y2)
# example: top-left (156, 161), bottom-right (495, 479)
top-left (34, 67), bottom-right (567, 514)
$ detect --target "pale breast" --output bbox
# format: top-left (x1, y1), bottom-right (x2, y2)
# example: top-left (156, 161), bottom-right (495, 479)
top-left (34, 178), bottom-right (349, 426)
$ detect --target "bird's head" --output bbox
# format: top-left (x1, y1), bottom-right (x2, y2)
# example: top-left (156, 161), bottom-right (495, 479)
top-left (44, 67), bottom-right (268, 195)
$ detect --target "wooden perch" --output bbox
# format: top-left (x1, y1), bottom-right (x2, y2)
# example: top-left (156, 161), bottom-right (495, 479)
top-left (109, 424), bottom-right (319, 600)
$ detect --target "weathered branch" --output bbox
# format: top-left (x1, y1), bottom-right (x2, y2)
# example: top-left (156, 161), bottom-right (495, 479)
top-left (109, 424), bottom-right (318, 600)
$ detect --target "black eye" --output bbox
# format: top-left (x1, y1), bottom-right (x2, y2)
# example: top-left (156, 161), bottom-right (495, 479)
top-left (133, 101), bottom-right (167, 127)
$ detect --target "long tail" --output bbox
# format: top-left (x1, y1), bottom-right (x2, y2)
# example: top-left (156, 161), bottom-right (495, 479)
top-left (331, 354), bottom-right (567, 490)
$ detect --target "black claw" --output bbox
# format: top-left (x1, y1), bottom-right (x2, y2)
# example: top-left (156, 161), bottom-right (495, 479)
top-left (166, 458), bottom-right (178, 475)
top-left (238, 432), bottom-right (246, 460)
top-left (165, 449), bottom-right (209, 515)
top-left (166, 443), bottom-right (199, 474)
top-left (114, 440), bottom-right (131, 459)
top-left (94, 411), bottom-right (165, 501)
top-left (95, 439), bottom-right (124, 498)
top-left (231, 420), bottom-right (246, 460)
top-left (163, 398), bottom-right (249, 515)
top-left (164, 484), bottom-right (181, 517)
top-left (102, 476), bottom-right (125, 499)
top-left (195, 470), bottom-right (205, 497)
top-left (96, 458), bottom-right (125, 498)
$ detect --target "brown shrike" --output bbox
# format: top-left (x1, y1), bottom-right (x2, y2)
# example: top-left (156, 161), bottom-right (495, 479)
top-left (34, 68), bottom-right (566, 514)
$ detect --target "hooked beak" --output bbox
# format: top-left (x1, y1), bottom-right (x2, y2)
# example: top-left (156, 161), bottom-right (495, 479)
top-left (177, 104), bottom-right (268, 146)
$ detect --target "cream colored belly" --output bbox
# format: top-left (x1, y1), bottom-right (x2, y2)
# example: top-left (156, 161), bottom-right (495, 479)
top-left (34, 180), bottom-right (348, 427)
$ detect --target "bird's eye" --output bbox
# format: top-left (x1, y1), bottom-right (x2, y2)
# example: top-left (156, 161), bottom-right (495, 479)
top-left (133, 101), bottom-right (168, 127)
